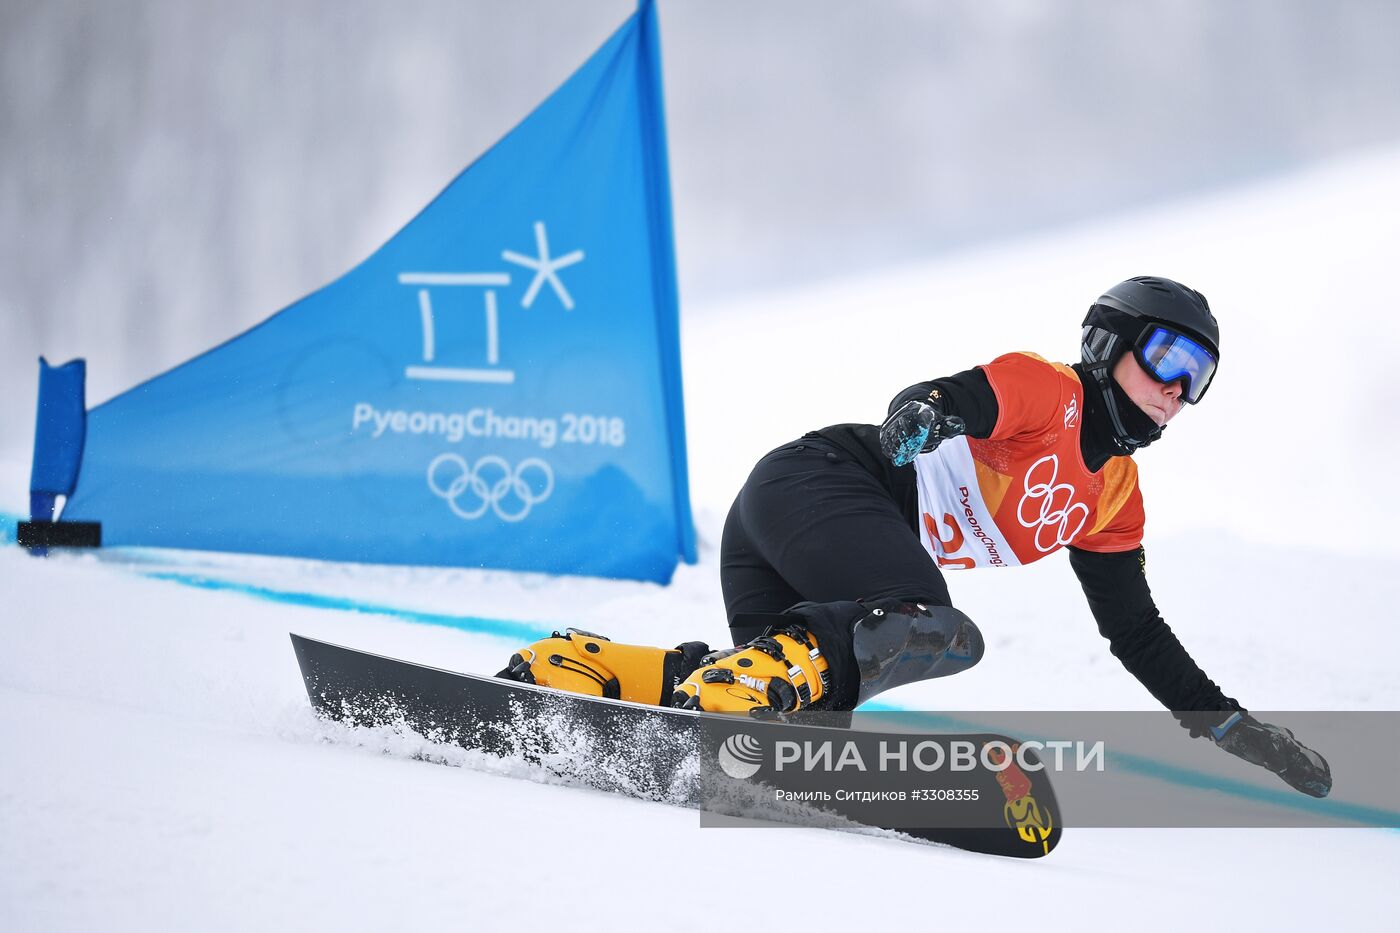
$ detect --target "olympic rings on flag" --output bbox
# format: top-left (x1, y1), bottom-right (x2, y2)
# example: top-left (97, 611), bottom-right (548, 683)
top-left (427, 454), bottom-right (554, 523)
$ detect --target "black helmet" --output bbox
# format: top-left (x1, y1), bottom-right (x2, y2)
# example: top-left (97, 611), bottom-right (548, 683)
top-left (1081, 276), bottom-right (1220, 452)
top-left (1085, 276), bottom-right (1219, 362)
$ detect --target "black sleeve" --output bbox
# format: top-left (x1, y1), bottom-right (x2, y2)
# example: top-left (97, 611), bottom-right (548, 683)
top-left (888, 367), bottom-right (999, 439)
top-left (1067, 545), bottom-right (1241, 736)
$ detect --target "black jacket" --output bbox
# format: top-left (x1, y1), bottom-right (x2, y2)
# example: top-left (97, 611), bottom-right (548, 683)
top-left (816, 365), bottom-right (1239, 733)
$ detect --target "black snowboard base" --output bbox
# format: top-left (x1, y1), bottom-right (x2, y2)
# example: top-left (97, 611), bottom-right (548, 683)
top-left (291, 633), bottom-right (1062, 859)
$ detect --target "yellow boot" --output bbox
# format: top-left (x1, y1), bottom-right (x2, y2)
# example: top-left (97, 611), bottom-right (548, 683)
top-left (673, 626), bottom-right (830, 715)
top-left (500, 629), bottom-right (709, 707)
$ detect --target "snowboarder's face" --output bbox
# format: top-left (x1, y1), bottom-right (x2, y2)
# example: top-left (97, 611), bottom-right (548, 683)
top-left (1113, 352), bottom-right (1185, 427)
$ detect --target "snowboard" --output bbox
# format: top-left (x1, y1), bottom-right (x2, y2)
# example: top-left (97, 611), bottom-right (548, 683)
top-left (290, 633), bottom-right (1062, 858)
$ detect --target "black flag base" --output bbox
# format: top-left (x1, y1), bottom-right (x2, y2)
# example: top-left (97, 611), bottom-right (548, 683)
top-left (18, 520), bottom-right (102, 549)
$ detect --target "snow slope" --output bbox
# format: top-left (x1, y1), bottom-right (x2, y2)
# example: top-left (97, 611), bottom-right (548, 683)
top-left (5, 145), bottom-right (1400, 930)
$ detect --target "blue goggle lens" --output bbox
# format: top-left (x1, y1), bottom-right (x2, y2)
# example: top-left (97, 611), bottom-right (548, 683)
top-left (1137, 326), bottom-right (1217, 404)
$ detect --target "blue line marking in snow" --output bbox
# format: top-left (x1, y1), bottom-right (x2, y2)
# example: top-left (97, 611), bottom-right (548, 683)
top-left (138, 570), bottom-right (551, 643)
top-left (1108, 749), bottom-right (1400, 827)
top-left (8, 528), bottom-right (1397, 833)
top-left (857, 703), bottom-right (1400, 829)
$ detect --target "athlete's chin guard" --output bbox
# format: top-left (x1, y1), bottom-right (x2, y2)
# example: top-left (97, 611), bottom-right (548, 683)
top-left (851, 602), bottom-right (984, 706)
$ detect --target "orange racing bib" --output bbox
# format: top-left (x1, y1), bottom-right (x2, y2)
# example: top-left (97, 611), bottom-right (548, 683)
top-left (913, 352), bottom-right (1144, 569)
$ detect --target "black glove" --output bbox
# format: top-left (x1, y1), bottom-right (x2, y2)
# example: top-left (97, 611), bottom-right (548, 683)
top-left (879, 399), bottom-right (966, 466)
top-left (1213, 712), bottom-right (1332, 798)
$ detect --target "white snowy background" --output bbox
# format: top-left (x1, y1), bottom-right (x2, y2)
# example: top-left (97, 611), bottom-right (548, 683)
top-left (5, 2), bottom-right (1400, 930)
top-left (4, 147), bottom-right (1399, 930)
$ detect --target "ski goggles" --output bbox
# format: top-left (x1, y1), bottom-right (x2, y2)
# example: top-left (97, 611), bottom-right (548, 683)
top-left (1133, 325), bottom-right (1218, 404)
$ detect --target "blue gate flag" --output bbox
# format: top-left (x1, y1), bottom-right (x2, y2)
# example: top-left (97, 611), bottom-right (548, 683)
top-left (28, 356), bottom-right (87, 523)
top-left (54, 0), bottom-right (697, 582)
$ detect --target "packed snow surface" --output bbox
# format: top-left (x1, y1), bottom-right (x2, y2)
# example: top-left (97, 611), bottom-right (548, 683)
top-left (5, 147), bottom-right (1400, 930)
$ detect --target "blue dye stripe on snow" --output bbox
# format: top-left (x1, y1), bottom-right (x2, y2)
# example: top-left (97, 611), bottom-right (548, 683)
top-left (8, 522), bottom-right (1397, 831)
top-left (858, 703), bottom-right (1400, 829)
top-left (139, 570), bottom-right (550, 643)
top-left (0, 520), bottom-right (549, 642)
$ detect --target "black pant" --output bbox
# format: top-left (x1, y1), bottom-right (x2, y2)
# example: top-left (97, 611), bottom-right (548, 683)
top-left (720, 436), bottom-right (952, 646)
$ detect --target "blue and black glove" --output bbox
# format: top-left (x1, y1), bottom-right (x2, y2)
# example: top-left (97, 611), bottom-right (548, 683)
top-left (879, 397), bottom-right (966, 467)
top-left (1212, 712), bottom-right (1332, 798)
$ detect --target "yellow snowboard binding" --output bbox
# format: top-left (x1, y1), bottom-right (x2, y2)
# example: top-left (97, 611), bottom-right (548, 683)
top-left (499, 629), bottom-right (709, 707)
top-left (673, 626), bottom-right (830, 716)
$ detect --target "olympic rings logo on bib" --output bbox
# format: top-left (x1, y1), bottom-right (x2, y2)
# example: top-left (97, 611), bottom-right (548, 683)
top-left (427, 454), bottom-right (554, 523)
top-left (1016, 454), bottom-right (1088, 552)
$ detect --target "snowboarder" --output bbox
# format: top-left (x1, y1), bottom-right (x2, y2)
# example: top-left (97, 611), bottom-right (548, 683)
top-left (501, 276), bottom-right (1331, 798)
